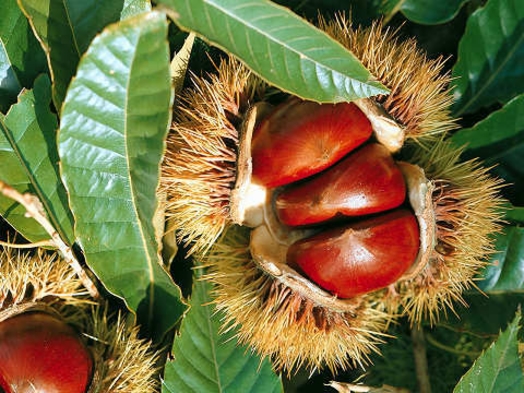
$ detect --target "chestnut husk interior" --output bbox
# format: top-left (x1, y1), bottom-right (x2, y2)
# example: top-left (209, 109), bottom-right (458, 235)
top-left (230, 98), bottom-right (436, 308)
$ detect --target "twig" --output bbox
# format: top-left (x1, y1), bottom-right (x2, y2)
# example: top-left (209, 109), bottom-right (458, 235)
top-left (0, 180), bottom-right (99, 298)
top-left (0, 239), bottom-right (57, 249)
top-left (411, 325), bottom-right (432, 393)
top-left (327, 381), bottom-right (410, 393)
top-left (425, 333), bottom-right (481, 358)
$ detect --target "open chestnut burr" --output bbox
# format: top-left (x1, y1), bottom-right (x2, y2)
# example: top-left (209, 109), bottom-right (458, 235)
top-left (162, 19), bottom-right (504, 372)
top-left (0, 249), bottom-right (161, 393)
top-left (234, 99), bottom-right (424, 302)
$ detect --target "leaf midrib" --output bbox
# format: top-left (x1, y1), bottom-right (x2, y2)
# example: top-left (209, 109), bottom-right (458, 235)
top-left (0, 112), bottom-right (60, 242)
top-left (203, 294), bottom-right (223, 393)
top-left (121, 25), bottom-right (157, 325)
top-left (194, 0), bottom-right (373, 84)
top-left (384, 0), bottom-right (407, 23)
top-left (487, 323), bottom-right (518, 392)
top-left (61, 0), bottom-right (82, 59)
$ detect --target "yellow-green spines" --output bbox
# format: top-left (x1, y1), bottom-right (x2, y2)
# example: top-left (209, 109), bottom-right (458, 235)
top-left (321, 16), bottom-right (457, 139)
top-left (202, 226), bottom-right (391, 373)
top-left (0, 248), bottom-right (161, 392)
top-left (0, 248), bottom-right (89, 317)
top-left (162, 60), bottom-right (267, 255)
top-left (162, 19), bottom-right (457, 256)
top-left (86, 307), bottom-right (160, 393)
top-left (394, 139), bottom-right (505, 325)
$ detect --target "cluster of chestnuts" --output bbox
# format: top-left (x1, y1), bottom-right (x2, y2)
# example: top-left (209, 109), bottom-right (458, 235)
top-left (162, 17), bottom-right (503, 372)
top-left (0, 13), bottom-right (504, 390)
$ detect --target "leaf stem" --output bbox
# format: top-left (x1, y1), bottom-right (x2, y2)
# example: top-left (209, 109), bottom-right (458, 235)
top-left (411, 325), bottom-right (432, 393)
top-left (0, 180), bottom-right (99, 299)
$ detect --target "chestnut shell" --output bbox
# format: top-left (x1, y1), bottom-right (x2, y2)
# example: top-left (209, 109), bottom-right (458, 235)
top-left (251, 99), bottom-right (372, 188)
top-left (287, 209), bottom-right (420, 298)
top-left (0, 312), bottom-right (93, 393)
top-left (275, 143), bottom-right (407, 226)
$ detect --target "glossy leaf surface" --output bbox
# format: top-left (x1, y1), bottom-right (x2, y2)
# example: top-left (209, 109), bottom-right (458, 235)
top-left (0, 0), bottom-right (47, 112)
top-left (0, 41), bottom-right (21, 114)
top-left (17, 0), bottom-right (126, 109)
top-left (451, 94), bottom-right (524, 150)
top-left (156, 0), bottom-right (389, 103)
top-left (59, 11), bottom-right (185, 339)
top-left (162, 277), bottom-right (283, 393)
top-left (381, 0), bottom-right (469, 24)
top-left (0, 119), bottom-right (48, 242)
top-left (454, 312), bottom-right (524, 392)
top-left (504, 205), bottom-right (524, 223)
top-left (452, 0), bottom-right (524, 115)
top-left (452, 94), bottom-right (524, 205)
top-left (0, 75), bottom-right (72, 243)
top-left (478, 226), bottom-right (524, 293)
top-left (121, 0), bottom-right (151, 19)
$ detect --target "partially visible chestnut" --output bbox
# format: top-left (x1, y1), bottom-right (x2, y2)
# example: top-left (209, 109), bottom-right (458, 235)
top-left (287, 209), bottom-right (420, 298)
top-left (0, 312), bottom-right (93, 393)
top-left (275, 143), bottom-right (407, 227)
top-left (251, 99), bottom-right (372, 188)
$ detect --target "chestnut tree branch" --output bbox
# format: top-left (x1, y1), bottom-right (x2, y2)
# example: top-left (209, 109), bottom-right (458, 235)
top-left (0, 180), bottom-right (99, 299)
top-left (411, 325), bottom-right (432, 393)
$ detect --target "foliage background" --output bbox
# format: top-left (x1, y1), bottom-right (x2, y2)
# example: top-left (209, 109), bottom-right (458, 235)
top-left (0, 0), bottom-right (523, 392)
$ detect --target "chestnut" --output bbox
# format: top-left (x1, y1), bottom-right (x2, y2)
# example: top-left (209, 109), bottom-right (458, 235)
top-left (0, 312), bottom-right (93, 393)
top-left (287, 209), bottom-right (420, 298)
top-left (251, 99), bottom-right (372, 188)
top-left (275, 143), bottom-right (407, 227)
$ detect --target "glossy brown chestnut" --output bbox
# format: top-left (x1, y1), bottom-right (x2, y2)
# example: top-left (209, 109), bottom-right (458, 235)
top-left (0, 312), bottom-right (93, 393)
top-left (275, 143), bottom-right (407, 227)
top-left (251, 99), bottom-right (372, 188)
top-left (287, 209), bottom-right (420, 298)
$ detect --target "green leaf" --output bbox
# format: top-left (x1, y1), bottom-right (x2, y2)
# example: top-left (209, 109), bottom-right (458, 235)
top-left (450, 293), bottom-right (524, 335)
top-left (17, 0), bottom-right (127, 109)
top-left (156, 0), bottom-right (389, 103)
top-left (451, 94), bottom-right (524, 150)
top-left (58, 11), bottom-right (185, 340)
top-left (0, 39), bottom-right (21, 114)
top-left (162, 277), bottom-right (283, 393)
top-left (0, 74), bottom-right (73, 243)
top-left (171, 32), bottom-right (195, 94)
top-left (451, 95), bottom-right (524, 205)
top-left (478, 226), bottom-right (524, 293)
top-left (451, 0), bottom-right (524, 116)
top-left (0, 0), bottom-right (47, 113)
top-left (381, 0), bottom-right (469, 25)
top-left (505, 205), bottom-right (524, 223)
top-left (454, 312), bottom-right (524, 393)
top-left (121, 0), bottom-right (151, 19)
top-left (0, 120), bottom-right (49, 242)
